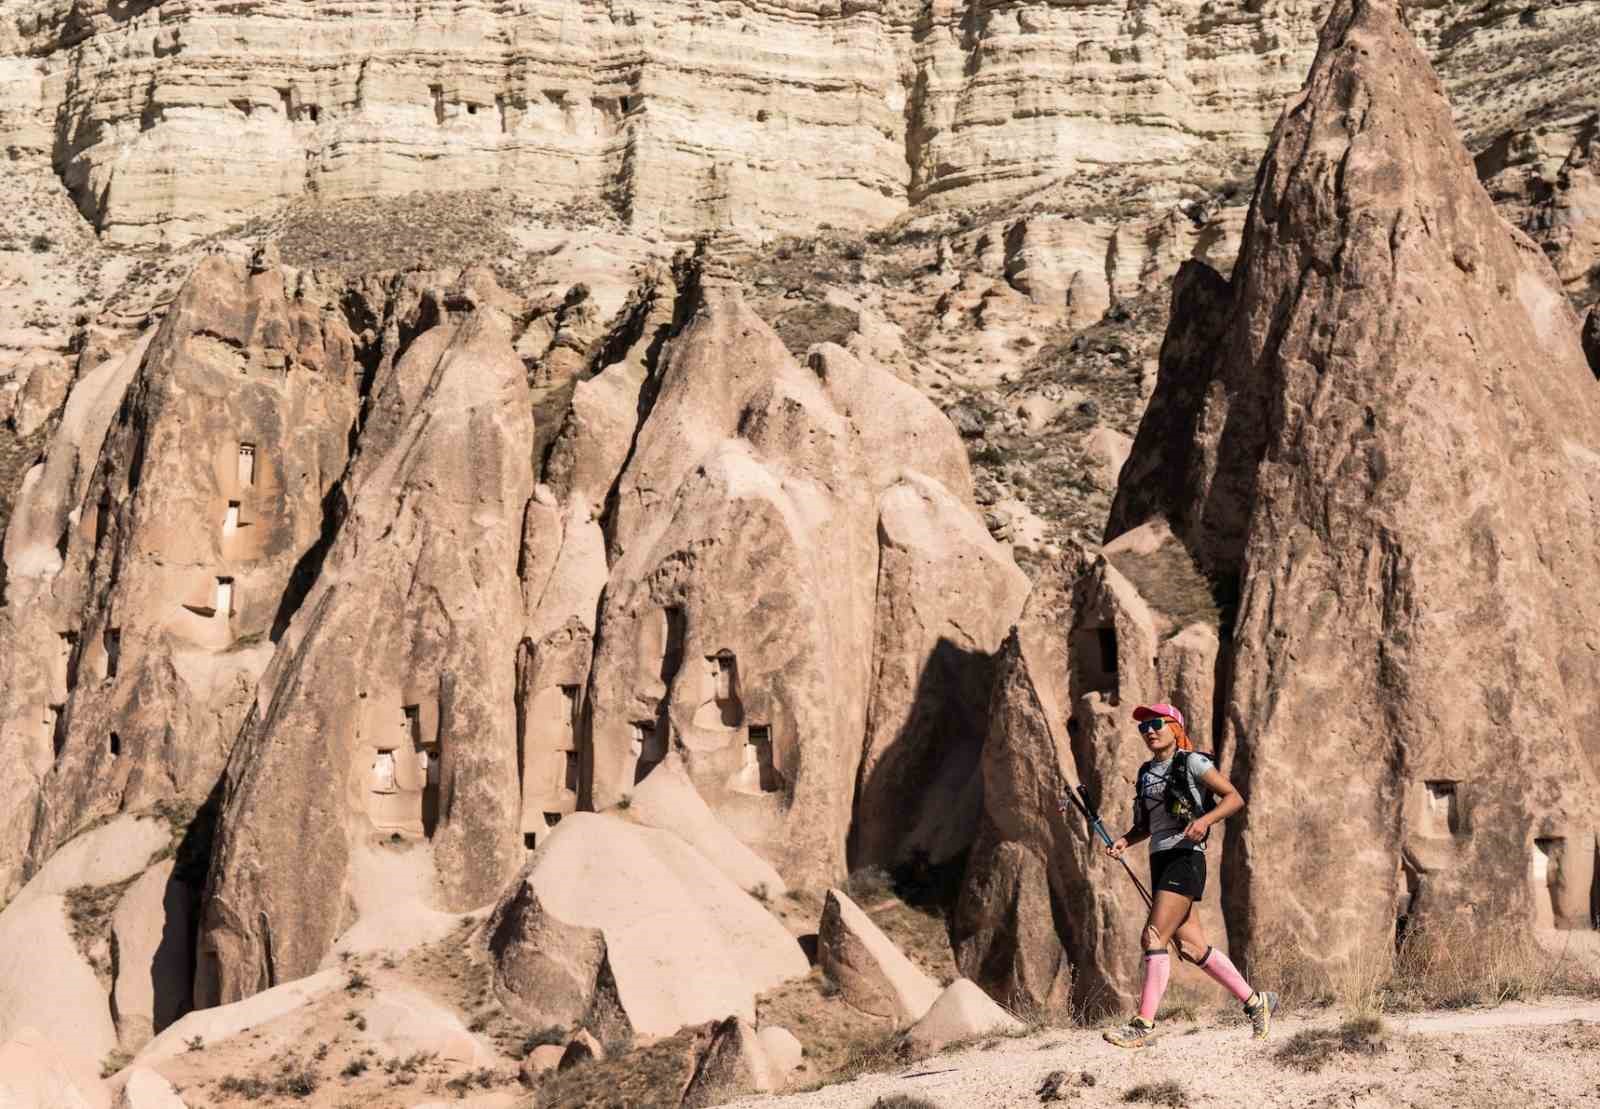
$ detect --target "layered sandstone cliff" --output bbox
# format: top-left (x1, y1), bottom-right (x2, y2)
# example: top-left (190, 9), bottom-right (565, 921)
top-left (1, 0), bottom-right (1324, 246)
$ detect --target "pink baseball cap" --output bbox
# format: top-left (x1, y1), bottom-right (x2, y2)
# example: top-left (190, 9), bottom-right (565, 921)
top-left (1132, 703), bottom-right (1184, 727)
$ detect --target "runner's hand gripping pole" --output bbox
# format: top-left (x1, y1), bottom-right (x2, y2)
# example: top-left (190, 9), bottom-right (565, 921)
top-left (1058, 783), bottom-right (1155, 910)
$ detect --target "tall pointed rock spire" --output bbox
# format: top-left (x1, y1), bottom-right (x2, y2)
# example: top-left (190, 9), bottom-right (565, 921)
top-left (1111, 0), bottom-right (1600, 975)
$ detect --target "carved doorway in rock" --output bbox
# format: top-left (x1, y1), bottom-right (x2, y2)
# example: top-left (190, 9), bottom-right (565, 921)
top-left (691, 649), bottom-right (744, 731)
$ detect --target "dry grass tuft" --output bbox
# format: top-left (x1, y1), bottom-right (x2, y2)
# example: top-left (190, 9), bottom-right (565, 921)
top-left (530, 1024), bottom-right (709, 1108)
top-left (64, 876), bottom-right (140, 983)
top-left (871, 1096), bottom-right (944, 1109)
top-left (1122, 1078), bottom-right (1189, 1106)
top-left (1251, 914), bottom-right (1600, 1019)
top-left (1386, 916), bottom-right (1600, 1011)
top-left (1274, 1015), bottom-right (1389, 1073)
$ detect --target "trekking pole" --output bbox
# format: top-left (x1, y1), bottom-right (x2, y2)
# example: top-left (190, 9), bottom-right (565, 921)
top-left (1059, 783), bottom-right (1155, 910)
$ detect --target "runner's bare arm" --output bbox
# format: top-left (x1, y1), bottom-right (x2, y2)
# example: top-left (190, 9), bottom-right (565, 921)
top-left (1182, 766), bottom-right (1245, 842)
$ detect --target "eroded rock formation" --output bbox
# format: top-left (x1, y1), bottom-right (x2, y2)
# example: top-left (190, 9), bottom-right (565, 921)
top-left (1108, 0), bottom-right (1600, 974)
top-left (197, 274), bottom-right (531, 1004)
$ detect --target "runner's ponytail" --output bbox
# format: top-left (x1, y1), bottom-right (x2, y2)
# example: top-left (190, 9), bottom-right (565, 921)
top-left (1169, 720), bottom-right (1195, 752)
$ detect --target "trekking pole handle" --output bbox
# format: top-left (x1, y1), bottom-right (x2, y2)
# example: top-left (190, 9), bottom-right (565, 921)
top-left (1076, 784), bottom-right (1118, 848)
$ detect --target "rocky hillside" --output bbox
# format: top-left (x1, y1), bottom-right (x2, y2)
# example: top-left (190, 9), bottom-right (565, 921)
top-left (1, 0), bottom-right (1599, 1105)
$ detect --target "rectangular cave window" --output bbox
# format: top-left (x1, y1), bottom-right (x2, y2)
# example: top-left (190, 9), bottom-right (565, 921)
top-left (563, 750), bottom-right (580, 794)
top-left (524, 832), bottom-right (537, 850)
top-left (560, 685), bottom-right (579, 733)
top-left (1533, 837), bottom-right (1563, 929)
top-left (214, 577), bottom-right (234, 619)
top-left (661, 606), bottom-right (686, 683)
top-left (306, 104), bottom-right (320, 122)
top-left (404, 704), bottom-right (421, 746)
top-left (237, 443), bottom-right (256, 487)
top-left (1096, 627), bottom-right (1118, 675)
top-left (632, 721), bottom-right (665, 784)
top-left (104, 627), bottom-right (121, 680)
top-left (430, 84), bottom-right (445, 125)
top-left (1591, 839), bottom-right (1599, 929)
top-left (1423, 781), bottom-right (1460, 836)
top-left (49, 704), bottom-right (65, 759)
top-left (748, 725), bottom-right (780, 792)
top-left (109, 732), bottom-right (121, 758)
top-left (371, 749), bottom-right (397, 793)
top-left (60, 630), bottom-right (78, 690)
top-left (711, 653), bottom-right (736, 700)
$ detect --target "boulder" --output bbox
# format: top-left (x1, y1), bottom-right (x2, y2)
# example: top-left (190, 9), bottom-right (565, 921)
top-left (559, 1029), bottom-right (605, 1070)
top-left (850, 474), bottom-right (1029, 870)
top-left (0, 1028), bottom-right (108, 1109)
top-left (357, 988), bottom-right (498, 1065)
top-left (625, 755), bottom-right (787, 899)
top-left (756, 1025), bottom-right (803, 1076)
top-left (110, 859), bottom-right (194, 1051)
top-left (1108, 0), bottom-right (1600, 974)
top-left (817, 888), bottom-right (940, 1025)
top-left (902, 978), bottom-right (1025, 1055)
top-left (679, 1016), bottom-right (776, 1108)
top-left (135, 969), bottom-right (342, 1066)
top-left (487, 812), bottom-right (808, 1040)
top-left (0, 817), bottom-right (171, 1072)
top-left (520, 1043), bottom-right (566, 1079)
top-left (1082, 427), bottom-right (1133, 491)
top-left (115, 1069), bottom-right (188, 1109)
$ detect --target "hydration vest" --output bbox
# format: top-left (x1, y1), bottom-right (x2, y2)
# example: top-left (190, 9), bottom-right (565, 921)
top-left (1137, 750), bottom-right (1219, 829)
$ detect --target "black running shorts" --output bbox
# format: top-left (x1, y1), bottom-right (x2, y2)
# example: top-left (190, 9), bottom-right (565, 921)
top-left (1149, 848), bottom-right (1206, 901)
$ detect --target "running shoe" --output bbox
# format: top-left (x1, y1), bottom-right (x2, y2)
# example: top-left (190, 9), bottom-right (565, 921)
top-left (1102, 1017), bottom-right (1157, 1049)
top-left (1245, 990), bottom-right (1279, 1040)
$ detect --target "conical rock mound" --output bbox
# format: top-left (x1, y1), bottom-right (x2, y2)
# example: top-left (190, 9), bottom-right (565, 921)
top-left (1111, 0), bottom-right (1600, 972)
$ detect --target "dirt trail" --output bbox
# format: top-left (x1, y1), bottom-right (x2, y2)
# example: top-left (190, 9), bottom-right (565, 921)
top-left (725, 998), bottom-right (1600, 1109)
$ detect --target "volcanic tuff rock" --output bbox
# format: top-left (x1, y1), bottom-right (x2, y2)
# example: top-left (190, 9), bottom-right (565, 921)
top-left (1110, 0), bottom-right (1600, 973)
top-left (817, 887), bottom-right (941, 1026)
top-left (198, 272), bottom-right (532, 1005)
top-left (583, 264), bottom-right (1024, 889)
top-left (485, 812), bottom-right (808, 1041)
top-left (0, 256), bottom-right (360, 897)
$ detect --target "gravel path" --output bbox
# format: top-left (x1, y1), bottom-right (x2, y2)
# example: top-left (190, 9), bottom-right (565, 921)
top-left (724, 998), bottom-right (1600, 1109)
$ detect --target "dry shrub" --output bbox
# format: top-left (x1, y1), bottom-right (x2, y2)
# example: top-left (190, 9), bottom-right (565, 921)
top-left (872, 1096), bottom-right (943, 1109)
top-left (1386, 915), bottom-right (1599, 1010)
top-left (1274, 1015), bottom-right (1389, 1073)
top-left (1122, 1079), bottom-right (1188, 1106)
top-left (1252, 914), bottom-right (1600, 1018)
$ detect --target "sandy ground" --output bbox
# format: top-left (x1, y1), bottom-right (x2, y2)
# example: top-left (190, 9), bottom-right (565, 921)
top-left (723, 1000), bottom-right (1600, 1109)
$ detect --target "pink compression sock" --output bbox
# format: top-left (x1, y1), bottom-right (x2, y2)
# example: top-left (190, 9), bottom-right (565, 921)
top-left (1198, 947), bottom-right (1254, 1003)
top-left (1137, 950), bottom-right (1171, 1022)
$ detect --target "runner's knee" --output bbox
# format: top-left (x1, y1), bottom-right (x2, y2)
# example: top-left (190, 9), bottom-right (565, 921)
top-left (1141, 923), bottom-right (1167, 950)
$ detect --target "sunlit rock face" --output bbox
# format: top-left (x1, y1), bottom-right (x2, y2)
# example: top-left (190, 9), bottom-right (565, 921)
top-left (3, 0), bottom-right (1328, 246)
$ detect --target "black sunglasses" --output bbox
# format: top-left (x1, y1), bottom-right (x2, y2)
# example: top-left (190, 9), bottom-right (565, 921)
top-left (1137, 719), bottom-right (1168, 735)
